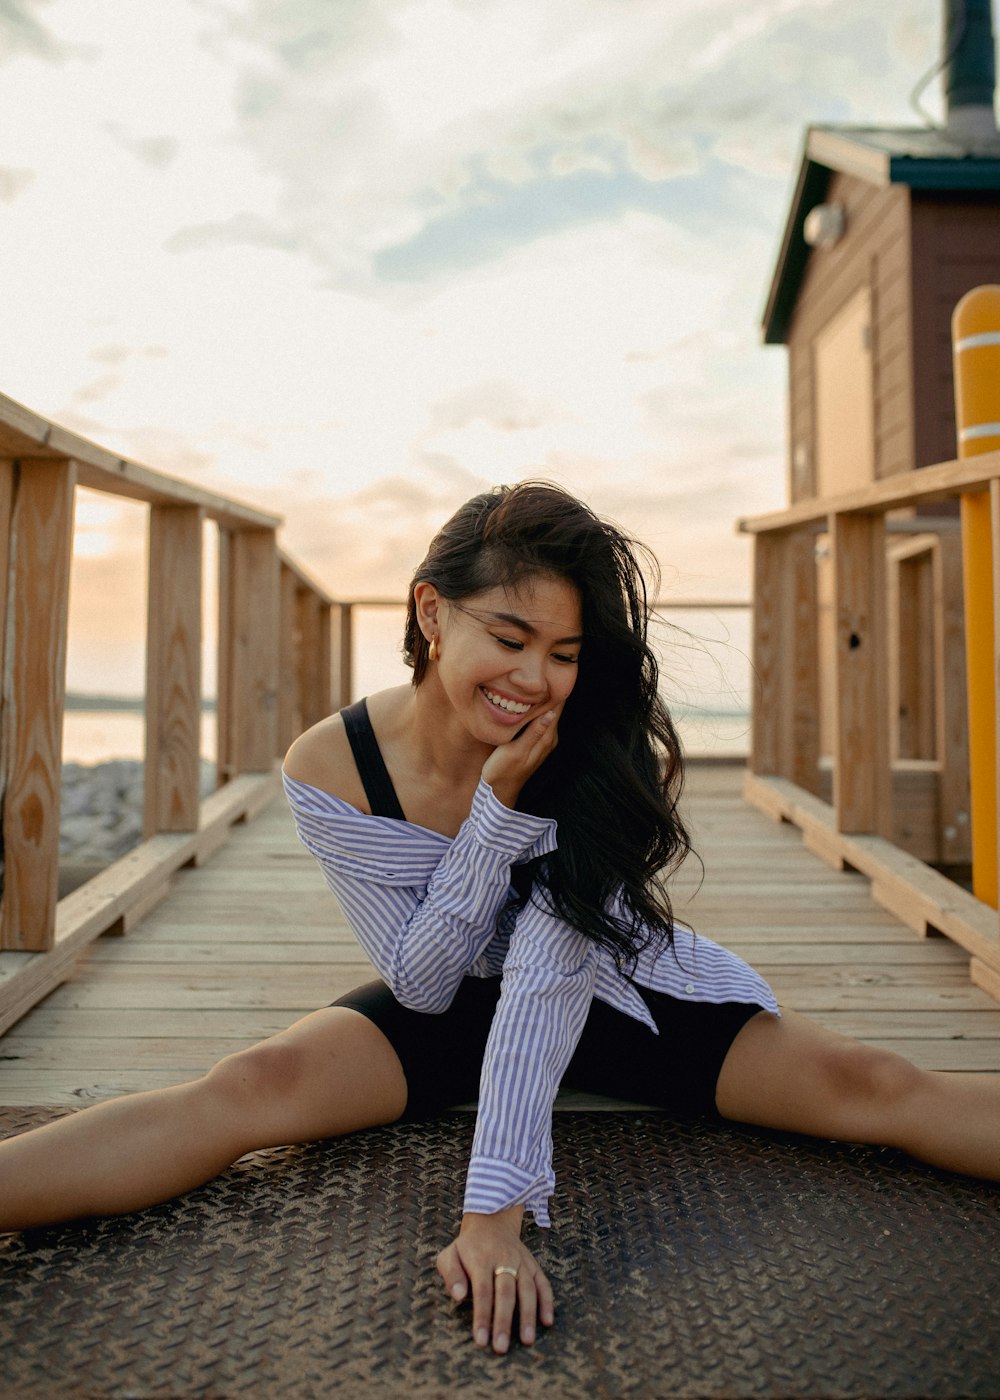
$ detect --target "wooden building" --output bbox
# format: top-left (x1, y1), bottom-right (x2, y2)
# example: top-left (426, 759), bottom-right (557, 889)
top-left (764, 124), bottom-right (1000, 500)
top-left (740, 10), bottom-right (1000, 1004)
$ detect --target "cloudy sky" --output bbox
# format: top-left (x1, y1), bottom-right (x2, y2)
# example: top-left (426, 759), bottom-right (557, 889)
top-left (1, 0), bottom-right (951, 694)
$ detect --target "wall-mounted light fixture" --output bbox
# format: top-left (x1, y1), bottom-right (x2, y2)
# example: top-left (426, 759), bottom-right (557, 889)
top-left (803, 202), bottom-right (846, 249)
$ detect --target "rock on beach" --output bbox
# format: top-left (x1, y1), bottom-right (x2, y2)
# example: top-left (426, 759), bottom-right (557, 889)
top-left (59, 759), bottom-right (215, 896)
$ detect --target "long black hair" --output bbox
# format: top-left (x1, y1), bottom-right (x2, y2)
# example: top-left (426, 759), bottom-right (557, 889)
top-left (403, 482), bottom-right (691, 970)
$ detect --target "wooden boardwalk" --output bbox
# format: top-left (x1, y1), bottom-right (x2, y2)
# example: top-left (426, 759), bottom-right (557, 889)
top-left (1, 762), bottom-right (999, 1106)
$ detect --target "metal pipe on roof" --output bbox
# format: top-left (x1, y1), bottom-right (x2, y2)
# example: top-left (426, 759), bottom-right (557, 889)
top-left (944, 0), bottom-right (998, 140)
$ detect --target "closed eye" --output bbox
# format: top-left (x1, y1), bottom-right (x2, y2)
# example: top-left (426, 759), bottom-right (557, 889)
top-left (494, 636), bottom-right (523, 651)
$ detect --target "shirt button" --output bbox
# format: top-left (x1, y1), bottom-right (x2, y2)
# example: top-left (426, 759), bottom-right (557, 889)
top-left (684, 982), bottom-right (696, 994)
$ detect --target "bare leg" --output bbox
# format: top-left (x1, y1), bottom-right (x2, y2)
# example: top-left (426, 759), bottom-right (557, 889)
top-left (0, 1008), bottom-right (408, 1233)
top-left (716, 1007), bottom-right (1000, 1181)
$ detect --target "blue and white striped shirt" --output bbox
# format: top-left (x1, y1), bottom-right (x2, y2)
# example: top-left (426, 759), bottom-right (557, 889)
top-left (283, 771), bottom-right (778, 1226)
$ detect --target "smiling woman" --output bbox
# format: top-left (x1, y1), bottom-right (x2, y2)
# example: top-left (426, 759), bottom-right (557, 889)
top-left (5, 480), bottom-right (1000, 1367)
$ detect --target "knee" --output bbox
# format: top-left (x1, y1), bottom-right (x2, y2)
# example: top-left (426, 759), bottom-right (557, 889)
top-left (817, 1038), bottom-right (924, 1115)
top-left (203, 1038), bottom-right (308, 1112)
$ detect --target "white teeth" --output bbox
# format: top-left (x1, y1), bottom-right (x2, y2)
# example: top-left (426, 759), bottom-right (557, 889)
top-left (483, 689), bottom-right (530, 715)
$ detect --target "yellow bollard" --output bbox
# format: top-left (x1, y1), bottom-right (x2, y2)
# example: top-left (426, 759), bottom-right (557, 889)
top-left (953, 285), bottom-right (1000, 908)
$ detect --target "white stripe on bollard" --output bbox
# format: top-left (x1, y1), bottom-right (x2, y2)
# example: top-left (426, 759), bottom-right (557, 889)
top-left (959, 422), bottom-right (1000, 441)
top-left (955, 331), bottom-right (1000, 351)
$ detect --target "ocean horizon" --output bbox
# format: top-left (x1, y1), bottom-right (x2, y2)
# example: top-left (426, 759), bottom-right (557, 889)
top-left (62, 701), bottom-right (751, 767)
top-left (62, 603), bottom-right (753, 765)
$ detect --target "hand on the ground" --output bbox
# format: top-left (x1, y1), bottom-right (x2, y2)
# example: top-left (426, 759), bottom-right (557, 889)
top-left (481, 709), bottom-right (560, 811)
top-left (436, 1206), bottom-right (555, 1353)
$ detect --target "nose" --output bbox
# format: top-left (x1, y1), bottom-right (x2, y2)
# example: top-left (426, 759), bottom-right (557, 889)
top-left (508, 648), bottom-right (547, 697)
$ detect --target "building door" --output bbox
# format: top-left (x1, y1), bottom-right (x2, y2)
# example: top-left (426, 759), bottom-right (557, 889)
top-left (813, 286), bottom-right (876, 758)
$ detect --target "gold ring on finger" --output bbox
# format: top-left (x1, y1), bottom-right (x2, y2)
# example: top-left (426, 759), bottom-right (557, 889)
top-left (494, 1265), bottom-right (519, 1280)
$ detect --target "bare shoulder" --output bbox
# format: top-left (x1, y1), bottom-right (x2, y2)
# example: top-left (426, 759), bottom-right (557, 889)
top-left (283, 712), bottom-right (368, 811)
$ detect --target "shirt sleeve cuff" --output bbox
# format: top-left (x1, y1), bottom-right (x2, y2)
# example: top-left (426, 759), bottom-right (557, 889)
top-left (463, 1156), bottom-right (555, 1228)
top-left (470, 778), bottom-right (558, 860)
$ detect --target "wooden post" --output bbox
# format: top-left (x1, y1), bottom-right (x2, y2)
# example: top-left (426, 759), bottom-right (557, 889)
top-left (751, 532), bottom-right (783, 777)
top-left (277, 563), bottom-right (299, 755)
top-left (216, 527), bottom-right (233, 783)
top-left (891, 543), bottom-right (936, 761)
top-left (217, 528), bottom-right (279, 776)
top-left (144, 505), bottom-right (203, 836)
top-left (751, 529), bottom-right (819, 789)
top-left (830, 511), bottom-right (891, 836)
top-left (934, 531), bottom-right (971, 866)
top-left (331, 601), bottom-right (353, 712)
top-left (317, 601), bottom-right (332, 721)
top-left (297, 588), bottom-right (326, 733)
top-left (1, 459), bottom-right (76, 950)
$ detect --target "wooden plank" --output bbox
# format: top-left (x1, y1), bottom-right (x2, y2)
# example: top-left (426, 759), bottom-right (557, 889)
top-left (88, 921), bottom-right (351, 943)
top-left (0, 1037), bottom-right (266, 1070)
top-left (750, 531), bottom-right (783, 776)
top-left (144, 504), bottom-right (203, 836)
top-left (2, 1008), bottom-right (298, 1038)
top-left (1, 460), bottom-right (76, 951)
top-left (889, 760), bottom-right (940, 865)
top-left (6, 1032), bottom-right (998, 1078)
top-left (219, 528), bottom-right (279, 774)
top-left (972, 958), bottom-right (1000, 1003)
top-left (38, 967), bottom-right (374, 1011)
top-left (216, 526), bottom-right (233, 783)
top-left (738, 449), bottom-right (1000, 534)
top-left (277, 564), bottom-right (299, 755)
top-left (0, 390), bottom-right (280, 530)
top-left (830, 511), bottom-right (891, 836)
top-left (935, 530), bottom-right (971, 865)
top-left (750, 530), bottom-right (819, 789)
top-left (836, 1039), bottom-right (1000, 1070)
top-left (332, 601), bottom-right (353, 711)
top-left (85, 939), bottom-right (360, 964)
top-left (296, 587), bottom-right (325, 732)
top-left (317, 602), bottom-right (332, 723)
top-left (761, 974), bottom-right (983, 1006)
top-left (892, 546), bottom-right (935, 762)
top-left (743, 771), bottom-right (1000, 981)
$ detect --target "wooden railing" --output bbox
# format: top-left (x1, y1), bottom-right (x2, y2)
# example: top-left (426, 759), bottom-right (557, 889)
top-left (0, 393), bottom-right (334, 1034)
top-left (739, 449), bottom-right (1000, 1003)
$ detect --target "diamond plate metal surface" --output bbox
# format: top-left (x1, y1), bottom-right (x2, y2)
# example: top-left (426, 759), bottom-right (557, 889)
top-left (1, 1109), bottom-right (998, 1399)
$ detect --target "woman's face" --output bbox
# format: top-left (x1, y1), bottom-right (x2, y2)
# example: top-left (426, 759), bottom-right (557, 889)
top-left (429, 572), bottom-right (583, 744)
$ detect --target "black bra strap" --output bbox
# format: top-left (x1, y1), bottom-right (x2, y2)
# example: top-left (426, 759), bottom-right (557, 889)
top-left (341, 698), bottom-right (407, 822)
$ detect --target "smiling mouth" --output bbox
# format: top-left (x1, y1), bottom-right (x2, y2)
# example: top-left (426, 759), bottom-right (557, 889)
top-left (481, 687), bottom-right (532, 716)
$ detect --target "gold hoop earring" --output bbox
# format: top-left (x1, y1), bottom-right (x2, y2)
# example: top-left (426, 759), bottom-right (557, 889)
top-left (428, 637), bottom-right (439, 662)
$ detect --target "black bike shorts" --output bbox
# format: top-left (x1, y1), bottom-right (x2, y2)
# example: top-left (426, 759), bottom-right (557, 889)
top-left (332, 975), bottom-right (767, 1121)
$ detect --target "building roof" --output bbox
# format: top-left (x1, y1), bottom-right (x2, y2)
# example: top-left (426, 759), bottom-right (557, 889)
top-left (763, 123), bottom-right (1000, 345)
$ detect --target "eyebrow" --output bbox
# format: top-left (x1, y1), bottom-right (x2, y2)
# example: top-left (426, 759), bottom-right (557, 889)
top-left (486, 611), bottom-right (584, 645)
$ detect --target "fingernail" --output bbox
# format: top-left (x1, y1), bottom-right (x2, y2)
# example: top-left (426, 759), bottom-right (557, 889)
top-left (476, 1328), bottom-right (489, 1347)
top-left (523, 1326), bottom-right (536, 1345)
top-left (541, 710), bottom-right (556, 725)
top-left (495, 1333), bottom-right (509, 1353)
top-left (451, 1284), bottom-right (465, 1301)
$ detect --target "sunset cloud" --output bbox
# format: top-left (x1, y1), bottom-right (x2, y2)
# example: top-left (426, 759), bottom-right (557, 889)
top-left (0, 0), bottom-right (952, 704)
